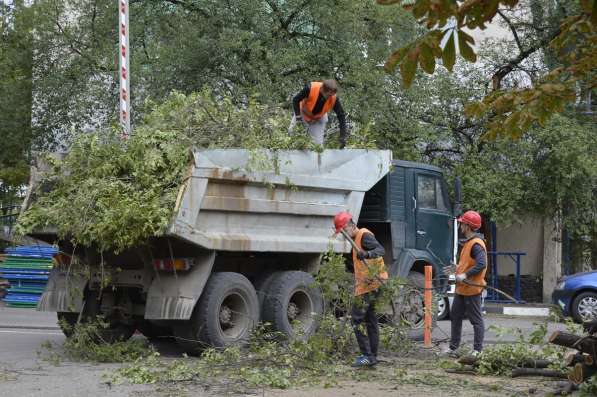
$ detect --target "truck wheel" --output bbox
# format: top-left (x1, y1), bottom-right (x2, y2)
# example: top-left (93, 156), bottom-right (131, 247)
top-left (437, 296), bottom-right (450, 321)
top-left (57, 312), bottom-right (79, 337)
top-left (261, 271), bottom-right (323, 340)
top-left (80, 290), bottom-right (137, 343)
top-left (390, 271), bottom-right (436, 341)
top-left (175, 272), bottom-right (259, 354)
top-left (254, 271), bottom-right (282, 315)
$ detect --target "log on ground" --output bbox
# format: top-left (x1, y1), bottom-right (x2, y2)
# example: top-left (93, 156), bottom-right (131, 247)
top-left (511, 368), bottom-right (568, 379)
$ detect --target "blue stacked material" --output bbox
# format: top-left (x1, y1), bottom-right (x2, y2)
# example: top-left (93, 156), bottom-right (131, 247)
top-left (0, 245), bottom-right (57, 307)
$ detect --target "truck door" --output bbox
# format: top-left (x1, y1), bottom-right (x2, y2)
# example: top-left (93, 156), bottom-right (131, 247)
top-left (414, 172), bottom-right (453, 266)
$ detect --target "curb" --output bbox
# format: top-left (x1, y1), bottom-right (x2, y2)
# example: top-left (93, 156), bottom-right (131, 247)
top-left (0, 324), bottom-right (60, 330)
top-left (485, 305), bottom-right (552, 317)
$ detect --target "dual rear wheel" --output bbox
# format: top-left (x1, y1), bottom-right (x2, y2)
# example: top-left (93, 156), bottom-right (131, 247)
top-left (173, 271), bottom-right (323, 354)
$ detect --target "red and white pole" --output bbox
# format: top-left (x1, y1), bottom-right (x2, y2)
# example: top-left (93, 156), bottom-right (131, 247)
top-left (118, 0), bottom-right (131, 138)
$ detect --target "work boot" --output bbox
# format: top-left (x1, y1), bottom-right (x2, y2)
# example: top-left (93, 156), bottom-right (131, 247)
top-left (351, 355), bottom-right (373, 367)
top-left (441, 346), bottom-right (459, 358)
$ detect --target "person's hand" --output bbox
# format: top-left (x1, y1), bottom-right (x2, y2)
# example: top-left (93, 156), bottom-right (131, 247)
top-left (356, 251), bottom-right (369, 260)
top-left (455, 273), bottom-right (467, 282)
top-left (443, 265), bottom-right (454, 275)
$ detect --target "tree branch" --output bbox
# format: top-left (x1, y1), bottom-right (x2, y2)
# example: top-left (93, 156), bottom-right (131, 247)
top-left (130, 0), bottom-right (209, 18)
top-left (492, 27), bottom-right (561, 90)
top-left (283, 0), bottom-right (313, 29)
top-left (497, 9), bottom-right (523, 52)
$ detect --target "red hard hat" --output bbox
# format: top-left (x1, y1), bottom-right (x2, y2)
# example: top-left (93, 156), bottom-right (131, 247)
top-left (458, 210), bottom-right (482, 230)
top-left (334, 211), bottom-right (352, 233)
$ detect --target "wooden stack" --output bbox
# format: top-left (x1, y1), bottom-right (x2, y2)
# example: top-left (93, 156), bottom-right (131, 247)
top-left (548, 321), bottom-right (597, 394)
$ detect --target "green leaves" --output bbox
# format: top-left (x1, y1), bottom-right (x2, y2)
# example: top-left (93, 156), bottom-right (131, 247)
top-left (17, 89), bottom-right (379, 252)
top-left (400, 47), bottom-right (420, 87)
top-left (384, 30), bottom-right (446, 87)
top-left (457, 30), bottom-right (476, 63)
top-left (381, 0), bottom-right (596, 138)
top-left (383, 28), bottom-right (477, 87)
top-left (384, 47), bottom-right (409, 73)
top-left (441, 30), bottom-right (456, 72)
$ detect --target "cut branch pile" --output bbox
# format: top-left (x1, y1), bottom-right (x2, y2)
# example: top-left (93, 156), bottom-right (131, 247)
top-left (450, 320), bottom-right (597, 395)
top-left (547, 321), bottom-right (597, 393)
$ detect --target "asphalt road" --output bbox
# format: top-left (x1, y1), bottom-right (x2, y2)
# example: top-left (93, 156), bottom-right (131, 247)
top-left (0, 305), bottom-right (569, 397)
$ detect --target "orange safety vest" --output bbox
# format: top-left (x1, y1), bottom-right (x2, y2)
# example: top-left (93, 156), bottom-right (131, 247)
top-left (352, 228), bottom-right (388, 296)
top-left (300, 82), bottom-right (337, 122)
top-left (455, 237), bottom-right (487, 296)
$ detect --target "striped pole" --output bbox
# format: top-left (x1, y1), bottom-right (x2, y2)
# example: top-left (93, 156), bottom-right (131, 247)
top-left (118, 0), bottom-right (131, 138)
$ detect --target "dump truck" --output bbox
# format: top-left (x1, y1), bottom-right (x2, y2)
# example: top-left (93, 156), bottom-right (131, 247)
top-left (25, 149), bottom-right (458, 351)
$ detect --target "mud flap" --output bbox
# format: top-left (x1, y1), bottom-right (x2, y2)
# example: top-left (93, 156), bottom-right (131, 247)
top-left (37, 268), bottom-right (87, 312)
top-left (144, 250), bottom-right (215, 320)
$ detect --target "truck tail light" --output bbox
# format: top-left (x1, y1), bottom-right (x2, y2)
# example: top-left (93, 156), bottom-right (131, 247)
top-left (153, 258), bottom-right (192, 271)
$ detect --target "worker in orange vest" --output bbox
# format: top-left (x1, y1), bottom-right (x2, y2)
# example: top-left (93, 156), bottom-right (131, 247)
top-left (334, 211), bottom-right (388, 367)
top-left (444, 210), bottom-right (487, 357)
top-left (289, 79), bottom-right (348, 147)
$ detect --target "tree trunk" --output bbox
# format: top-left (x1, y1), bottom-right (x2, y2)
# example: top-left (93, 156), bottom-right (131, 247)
top-left (511, 368), bottom-right (568, 378)
top-left (569, 363), bottom-right (597, 385)
top-left (549, 331), bottom-right (597, 359)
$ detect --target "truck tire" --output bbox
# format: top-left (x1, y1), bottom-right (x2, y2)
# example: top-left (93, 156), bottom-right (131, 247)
top-left (175, 272), bottom-right (259, 354)
top-left (388, 271), bottom-right (436, 341)
top-left (57, 312), bottom-right (79, 337)
top-left (261, 271), bottom-right (323, 340)
top-left (80, 290), bottom-right (137, 343)
top-left (254, 271), bottom-right (282, 314)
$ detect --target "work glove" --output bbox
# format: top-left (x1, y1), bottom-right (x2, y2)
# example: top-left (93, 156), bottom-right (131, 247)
top-left (356, 250), bottom-right (369, 260)
top-left (288, 115), bottom-right (301, 135)
top-left (455, 273), bottom-right (467, 283)
top-left (443, 262), bottom-right (456, 275)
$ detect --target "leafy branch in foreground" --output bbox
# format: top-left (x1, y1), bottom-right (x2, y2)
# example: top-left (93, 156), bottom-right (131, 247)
top-left (379, 0), bottom-right (596, 139)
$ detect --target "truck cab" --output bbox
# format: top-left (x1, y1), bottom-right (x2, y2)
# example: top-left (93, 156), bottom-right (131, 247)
top-left (360, 160), bottom-right (454, 291)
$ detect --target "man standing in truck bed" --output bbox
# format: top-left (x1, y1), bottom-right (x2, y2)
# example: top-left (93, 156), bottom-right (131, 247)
top-left (334, 211), bottom-right (388, 367)
top-left (289, 79), bottom-right (348, 148)
top-left (445, 210), bottom-right (488, 357)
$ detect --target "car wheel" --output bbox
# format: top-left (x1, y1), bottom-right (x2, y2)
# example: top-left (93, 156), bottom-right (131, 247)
top-left (572, 291), bottom-right (597, 323)
top-left (437, 297), bottom-right (450, 321)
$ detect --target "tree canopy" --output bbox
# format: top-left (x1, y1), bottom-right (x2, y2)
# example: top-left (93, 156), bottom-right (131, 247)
top-left (379, 0), bottom-right (596, 139)
top-left (1, 0), bottom-right (595, 265)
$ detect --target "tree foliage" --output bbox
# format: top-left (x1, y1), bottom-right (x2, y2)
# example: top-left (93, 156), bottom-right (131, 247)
top-left (379, 0), bottom-right (596, 139)
top-left (16, 90), bottom-right (376, 251)
top-left (0, 1), bottom-right (34, 190)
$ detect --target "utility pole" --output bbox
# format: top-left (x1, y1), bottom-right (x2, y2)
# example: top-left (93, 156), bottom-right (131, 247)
top-left (118, 0), bottom-right (131, 138)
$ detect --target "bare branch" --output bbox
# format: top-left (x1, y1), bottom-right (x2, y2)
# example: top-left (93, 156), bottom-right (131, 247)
top-left (492, 27), bottom-right (561, 90)
top-left (497, 9), bottom-right (523, 52)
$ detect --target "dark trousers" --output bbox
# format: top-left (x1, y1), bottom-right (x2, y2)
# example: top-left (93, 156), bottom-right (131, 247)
top-left (450, 293), bottom-right (484, 352)
top-left (351, 290), bottom-right (379, 358)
